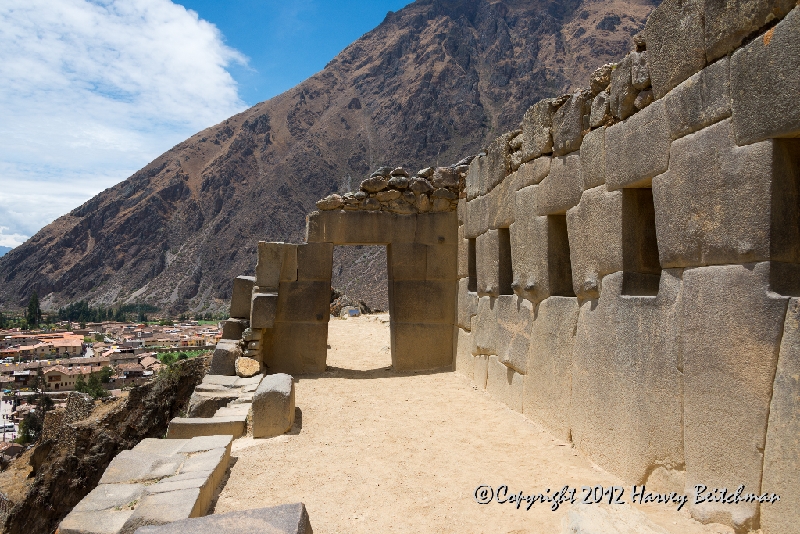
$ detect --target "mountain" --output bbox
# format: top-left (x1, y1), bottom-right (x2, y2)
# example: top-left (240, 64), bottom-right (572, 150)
top-left (0, 247), bottom-right (11, 258)
top-left (0, 0), bottom-right (659, 314)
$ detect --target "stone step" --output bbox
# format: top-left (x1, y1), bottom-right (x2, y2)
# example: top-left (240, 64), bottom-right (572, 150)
top-left (133, 503), bottom-right (312, 534)
top-left (166, 416), bottom-right (247, 440)
top-left (214, 403), bottom-right (251, 418)
top-left (59, 435), bottom-right (233, 534)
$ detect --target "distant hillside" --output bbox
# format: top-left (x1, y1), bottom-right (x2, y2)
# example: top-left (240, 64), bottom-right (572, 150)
top-left (0, 0), bottom-right (659, 314)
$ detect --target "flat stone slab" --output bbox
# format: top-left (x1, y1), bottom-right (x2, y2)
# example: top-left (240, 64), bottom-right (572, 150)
top-left (60, 436), bottom-right (233, 534)
top-left (133, 503), bottom-right (313, 534)
top-left (252, 373), bottom-right (295, 439)
top-left (201, 375), bottom-right (240, 388)
top-left (167, 416), bottom-right (246, 440)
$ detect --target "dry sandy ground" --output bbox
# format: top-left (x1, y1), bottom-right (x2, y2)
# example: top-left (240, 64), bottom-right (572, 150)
top-left (214, 315), bottom-right (730, 534)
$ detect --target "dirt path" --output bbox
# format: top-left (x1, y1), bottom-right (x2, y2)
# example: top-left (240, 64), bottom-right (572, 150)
top-left (214, 315), bottom-right (728, 533)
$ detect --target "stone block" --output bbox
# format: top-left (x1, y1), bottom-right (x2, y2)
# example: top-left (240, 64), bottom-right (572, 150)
top-left (221, 319), bottom-right (247, 341)
top-left (60, 510), bottom-right (137, 534)
top-left (566, 186), bottom-right (623, 299)
top-left (187, 391), bottom-right (240, 418)
top-left (457, 227), bottom-right (468, 279)
top-left (472, 296), bottom-right (499, 357)
top-left (235, 357), bottom-right (260, 378)
top-left (495, 295), bottom-right (533, 374)
top-left (476, 230), bottom-right (499, 296)
top-left (486, 356), bottom-right (523, 413)
top-left (652, 119), bottom-right (800, 268)
top-left (486, 131), bottom-right (516, 192)
top-left (426, 243), bottom-right (457, 280)
top-left (590, 91), bottom-right (611, 128)
top-left (388, 243), bottom-right (428, 280)
top-left (704, 0), bottom-right (796, 62)
top-left (276, 281), bottom-right (330, 323)
top-left (520, 99), bottom-right (557, 162)
top-left (464, 195), bottom-right (489, 239)
top-left (209, 341), bottom-right (241, 377)
top-left (457, 277), bottom-right (478, 330)
top-left (523, 297), bottom-right (579, 441)
top-left (391, 322), bottom-right (453, 371)
top-left (473, 354), bottom-right (488, 389)
top-left (252, 373), bottom-right (295, 438)
top-left (552, 91), bottom-right (589, 156)
top-left (645, 0), bottom-right (706, 99)
top-left (280, 244), bottom-right (298, 282)
top-left (486, 176), bottom-right (516, 231)
top-left (133, 503), bottom-right (313, 534)
top-left (296, 243), bottom-right (333, 281)
top-left (255, 242), bottom-right (286, 290)
top-left (761, 298), bottom-right (800, 534)
top-left (177, 435), bottom-right (233, 454)
top-left (571, 270), bottom-right (684, 485)
top-left (415, 211), bottom-right (458, 245)
top-left (664, 57), bottom-right (731, 140)
top-left (166, 417), bottom-right (246, 440)
top-left (305, 210), bottom-right (417, 245)
top-left (201, 374), bottom-right (239, 388)
top-left (516, 156), bottom-right (551, 188)
top-left (100, 451), bottom-right (181, 485)
top-left (230, 276), bottom-right (255, 319)
top-left (682, 262), bottom-right (788, 528)
top-left (610, 54), bottom-right (637, 121)
top-left (630, 51), bottom-right (650, 90)
top-left (730, 8), bottom-right (800, 145)
top-left (120, 488), bottom-right (204, 533)
top-left (466, 154), bottom-right (488, 201)
top-left (390, 280), bottom-right (456, 324)
top-left (605, 99), bottom-right (670, 190)
top-left (250, 292), bottom-right (277, 329)
top-left (267, 322), bottom-right (328, 375)
top-left (534, 153), bottom-right (582, 215)
top-left (454, 328), bottom-right (474, 379)
top-left (579, 127), bottom-right (606, 189)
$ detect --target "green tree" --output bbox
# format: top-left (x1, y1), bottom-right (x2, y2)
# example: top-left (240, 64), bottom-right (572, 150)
top-left (0, 311), bottom-right (6, 329)
top-left (74, 374), bottom-right (87, 393)
top-left (16, 412), bottom-right (41, 444)
top-left (26, 291), bottom-right (42, 328)
top-left (99, 366), bottom-right (113, 383)
top-left (87, 374), bottom-right (108, 398)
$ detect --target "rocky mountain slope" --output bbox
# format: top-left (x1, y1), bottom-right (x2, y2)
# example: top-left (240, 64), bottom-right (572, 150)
top-left (0, 0), bottom-right (658, 314)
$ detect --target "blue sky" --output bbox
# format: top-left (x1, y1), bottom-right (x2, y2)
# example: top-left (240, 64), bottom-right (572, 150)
top-left (0, 0), bottom-right (410, 249)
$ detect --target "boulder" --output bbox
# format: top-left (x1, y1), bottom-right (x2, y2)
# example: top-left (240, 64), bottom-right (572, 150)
top-left (360, 175), bottom-right (389, 193)
top-left (431, 166), bottom-right (460, 189)
top-left (630, 51), bottom-right (650, 90)
top-left (388, 176), bottom-right (409, 189)
top-left (589, 91), bottom-right (611, 128)
top-left (390, 167), bottom-right (409, 177)
top-left (370, 166), bottom-right (392, 177)
top-left (376, 189), bottom-right (401, 202)
top-left (315, 194), bottom-right (343, 210)
top-left (589, 63), bottom-right (614, 95)
top-left (408, 177), bottom-right (433, 194)
top-left (252, 373), bottom-right (295, 438)
top-left (521, 98), bottom-right (559, 161)
top-left (209, 341), bottom-right (240, 376)
top-left (235, 357), bottom-right (261, 378)
top-left (552, 91), bottom-right (589, 156)
top-left (609, 54), bottom-right (637, 120)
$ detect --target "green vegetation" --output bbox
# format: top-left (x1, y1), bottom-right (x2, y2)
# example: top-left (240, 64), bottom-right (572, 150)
top-left (26, 291), bottom-right (42, 328)
top-left (157, 350), bottom-right (204, 365)
top-left (74, 370), bottom-right (110, 399)
top-left (15, 369), bottom-right (55, 444)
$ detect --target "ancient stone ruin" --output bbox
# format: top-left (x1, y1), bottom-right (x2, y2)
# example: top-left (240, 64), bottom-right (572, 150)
top-left (61, 1), bottom-right (799, 532)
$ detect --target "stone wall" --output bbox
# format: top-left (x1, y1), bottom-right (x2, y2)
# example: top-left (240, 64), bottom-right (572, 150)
top-left (455, 3), bottom-right (800, 533)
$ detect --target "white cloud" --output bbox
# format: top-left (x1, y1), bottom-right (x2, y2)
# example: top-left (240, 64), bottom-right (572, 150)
top-left (0, 0), bottom-right (247, 244)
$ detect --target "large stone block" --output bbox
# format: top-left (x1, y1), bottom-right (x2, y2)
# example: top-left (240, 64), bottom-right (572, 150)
top-left (652, 119), bottom-right (800, 268)
top-left (414, 211), bottom-right (458, 245)
top-left (454, 328), bottom-right (474, 379)
top-left (391, 322), bottom-right (453, 371)
top-left (276, 281), bottom-right (330, 323)
top-left (166, 417), bottom-right (246, 440)
top-left (390, 280), bottom-right (456, 324)
top-left (187, 391), bottom-right (240, 418)
top-left (210, 341), bottom-right (241, 376)
top-left (552, 91), bottom-right (589, 156)
top-left (267, 322), bottom-right (328, 375)
top-left (730, 8), bottom-right (800, 145)
top-left (120, 487), bottom-right (205, 533)
top-left (664, 57), bottom-right (731, 140)
top-left (296, 243), bottom-right (333, 281)
top-left (466, 154), bottom-right (488, 201)
top-left (221, 319), bottom-right (247, 341)
top-left (280, 244), bottom-right (298, 282)
top-left (388, 243), bottom-right (427, 280)
top-left (252, 373), bottom-right (295, 438)
top-left (520, 99), bottom-right (557, 162)
top-left (682, 262), bottom-right (788, 528)
top-left (579, 127), bottom-right (606, 190)
top-left (486, 131), bottom-right (516, 192)
top-left (495, 295), bottom-right (533, 374)
top-left (230, 276), bottom-right (255, 319)
top-left (523, 297), bottom-right (579, 441)
top-left (473, 296), bottom-right (498, 356)
top-left (457, 226), bottom-right (468, 279)
top-left (605, 99), bottom-right (671, 190)
top-left (255, 242), bottom-right (286, 290)
top-left (476, 230), bottom-right (499, 296)
top-left (305, 210), bottom-right (417, 245)
top-left (486, 355), bottom-right (523, 413)
top-left (645, 0), bottom-right (706, 99)
top-left (486, 174), bottom-right (517, 230)
top-left (516, 156), bottom-right (551, 188)
top-left (761, 298), bottom-right (800, 534)
top-left (704, 0), bottom-right (796, 62)
top-left (463, 194), bottom-right (489, 239)
top-left (566, 186), bottom-right (623, 299)
top-left (473, 354), bottom-right (488, 389)
top-left (571, 270), bottom-right (684, 486)
top-left (133, 503), bottom-right (314, 534)
top-left (457, 277), bottom-right (478, 330)
top-left (250, 292), bottom-right (277, 329)
top-left (426, 243), bottom-right (457, 281)
top-left (609, 54), bottom-right (637, 121)
top-left (534, 153), bottom-right (582, 215)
